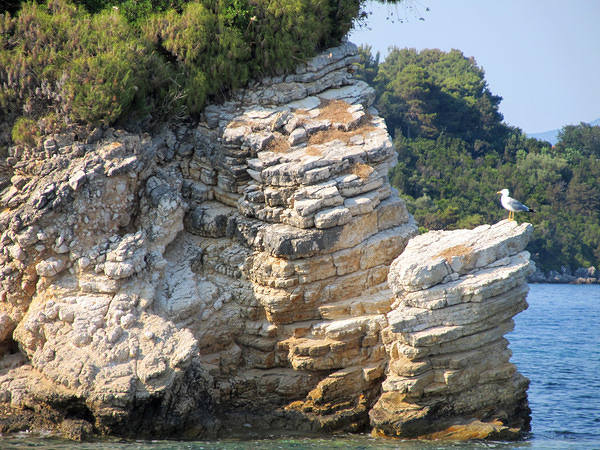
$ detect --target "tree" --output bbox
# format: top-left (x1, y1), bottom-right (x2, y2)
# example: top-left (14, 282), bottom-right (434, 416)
top-left (555, 122), bottom-right (600, 158)
top-left (355, 44), bottom-right (380, 85)
top-left (364, 47), bottom-right (509, 149)
top-left (357, 46), bottom-right (600, 273)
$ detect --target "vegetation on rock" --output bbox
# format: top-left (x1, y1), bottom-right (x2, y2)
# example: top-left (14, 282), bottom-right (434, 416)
top-left (2, 0), bottom-right (597, 275)
top-left (356, 46), bottom-right (600, 273)
top-left (0, 0), bottom-right (396, 153)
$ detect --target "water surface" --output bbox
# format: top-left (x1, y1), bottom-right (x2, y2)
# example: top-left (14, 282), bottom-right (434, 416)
top-left (507, 283), bottom-right (600, 447)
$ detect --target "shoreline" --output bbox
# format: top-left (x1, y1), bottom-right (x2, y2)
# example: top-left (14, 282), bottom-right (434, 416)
top-left (528, 266), bottom-right (598, 285)
top-left (528, 279), bottom-right (600, 285)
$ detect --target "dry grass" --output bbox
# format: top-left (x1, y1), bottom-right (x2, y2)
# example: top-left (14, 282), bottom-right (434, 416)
top-left (265, 135), bottom-right (290, 153)
top-left (315, 98), bottom-right (354, 123)
top-left (228, 120), bottom-right (248, 129)
top-left (308, 128), bottom-right (348, 146)
top-left (305, 146), bottom-right (322, 156)
top-left (352, 163), bottom-right (374, 179)
top-left (308, 122), bottom-right (379, 147)
top-left (436, 244), bottom-right (473, 262)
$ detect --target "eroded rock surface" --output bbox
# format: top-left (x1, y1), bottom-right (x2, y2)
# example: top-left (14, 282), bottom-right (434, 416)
top-left (371, 221), bottom-right (534, 439)
top-left (0, 42), bottom-right (532, 440)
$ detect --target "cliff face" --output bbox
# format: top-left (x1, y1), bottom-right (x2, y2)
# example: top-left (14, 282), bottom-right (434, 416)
top-left (0, 42), bottom-right (532, 440)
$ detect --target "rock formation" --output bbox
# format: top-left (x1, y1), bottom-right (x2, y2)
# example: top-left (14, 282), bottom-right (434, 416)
top-left (0, 42), bottom-right (533, 440)
top-left (371, 221), bottom-right (534, 439)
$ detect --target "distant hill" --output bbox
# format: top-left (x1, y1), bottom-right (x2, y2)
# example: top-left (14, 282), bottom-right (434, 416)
top-left (528, 129), bottom-right (560, 145)
top-left (528, 118), bottom-right (600, 145)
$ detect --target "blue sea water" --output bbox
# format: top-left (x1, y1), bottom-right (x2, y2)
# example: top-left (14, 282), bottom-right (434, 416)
top-left (506, 283), bottom-right (600, 448)
top-left (1, 283), bottom-right (599, 449)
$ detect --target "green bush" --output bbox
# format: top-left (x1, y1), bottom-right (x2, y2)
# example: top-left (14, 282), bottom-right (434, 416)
top-left (249, 0), bottom-right (333, 74)
top-left (143, 0), bottom-right (361, 114)
top-left (11, 116), bottom-right (39, 146)
top-left (0, 0), bottom-right (160, 128)
top-left (78, 0), bottom-right (187, 20)
top-left (1, 0), bottom-right (400, 150)
top-left (144, 1), bottom-right (252, 114)
top-left (66, 10), bottom-right (159, 124)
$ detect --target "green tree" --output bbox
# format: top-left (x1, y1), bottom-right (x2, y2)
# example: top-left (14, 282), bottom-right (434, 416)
top-left (358, 46), bottom-right (600, 273)
top-left (355, 44), bottom-right (380, 86)
top-left (365, 47), bottom-right (508, 149)
top-left (556, 122), bottom-right (600, 158)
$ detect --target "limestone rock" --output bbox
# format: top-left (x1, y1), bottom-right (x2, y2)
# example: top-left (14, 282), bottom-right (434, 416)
top-left (369, 220), bottom-right (534, 440)
top-left (35, 257), bottom-right (67, 277)
top-left (388, 221), bottom-right (533, 294)
top-left (0, 41), bottom-right (531, 442)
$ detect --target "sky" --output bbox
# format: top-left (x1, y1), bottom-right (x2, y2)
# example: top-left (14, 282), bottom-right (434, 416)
top-left (348, 0), bottom-right (600, 134)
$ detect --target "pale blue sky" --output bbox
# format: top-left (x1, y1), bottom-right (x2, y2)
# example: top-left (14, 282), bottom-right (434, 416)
top-left (348, 0), bottom-right (600, 134)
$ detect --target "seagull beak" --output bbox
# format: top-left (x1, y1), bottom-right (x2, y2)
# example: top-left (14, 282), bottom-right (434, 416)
top-left (496, 191), bottom-right (502, 194)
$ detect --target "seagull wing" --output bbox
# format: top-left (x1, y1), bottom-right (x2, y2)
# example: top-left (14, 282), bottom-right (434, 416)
top-left (506, 197), bottom-right (531, 212)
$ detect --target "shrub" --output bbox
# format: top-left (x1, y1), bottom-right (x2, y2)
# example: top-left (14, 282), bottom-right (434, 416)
top-left (1, 0), bottom-right (399, 148)
top-left (63, 10), bottom-right (156, 124)
top-left (11, 116), bottom-right (39, 146)
top-left (0, 0), bottom-right (168, 134)
top-left (144, 1), bottom-right (252, 114)
top-left (249, 0), bottom-right (335, 74)
top-left (78, 0), bottom-right (187, 20)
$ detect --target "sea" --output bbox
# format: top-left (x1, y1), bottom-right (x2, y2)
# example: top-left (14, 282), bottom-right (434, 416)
top-left (1, 283), bottom-right (599, 449)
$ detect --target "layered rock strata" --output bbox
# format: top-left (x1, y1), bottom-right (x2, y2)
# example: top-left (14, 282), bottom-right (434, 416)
top-left (371, 220), bottom-right (534, 439)
top-left (0, 42), bottom-right (415, 437)
top-left (0, 41), bottom-right (532, 440)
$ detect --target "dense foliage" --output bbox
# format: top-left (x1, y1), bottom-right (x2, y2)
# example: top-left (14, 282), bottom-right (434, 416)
top-left (1, 0), bottom-right (395, 152)
top-left (356, 46), bottom-right (600, 272)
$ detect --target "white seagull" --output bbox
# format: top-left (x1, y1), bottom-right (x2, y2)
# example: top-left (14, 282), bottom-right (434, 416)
top-left (497, 189), bottom-right (535, 221)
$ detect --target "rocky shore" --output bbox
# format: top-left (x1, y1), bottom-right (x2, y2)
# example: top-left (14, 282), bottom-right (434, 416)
top-left (528, 266), bottom-right (599, 284)
top-left (0, 42), bottom-right (533, 440)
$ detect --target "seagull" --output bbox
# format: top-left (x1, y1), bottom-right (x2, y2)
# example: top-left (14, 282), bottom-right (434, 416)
top-left (497, 189), bottom-right (535, 221)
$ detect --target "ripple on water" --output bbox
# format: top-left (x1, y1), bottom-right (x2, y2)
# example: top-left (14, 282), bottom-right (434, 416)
top-left (508, 283), bottom-right (600, 445)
